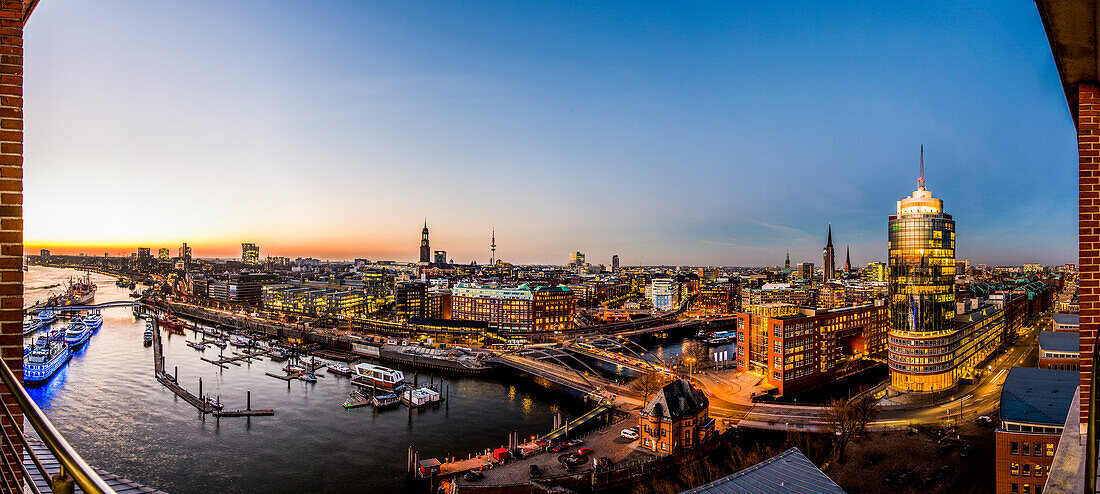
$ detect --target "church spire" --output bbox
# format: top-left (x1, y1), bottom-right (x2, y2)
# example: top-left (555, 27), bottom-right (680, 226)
top-left (827, 223), bottom-right (833, 247)
top-left (845, 245), bottom-right (851, 273)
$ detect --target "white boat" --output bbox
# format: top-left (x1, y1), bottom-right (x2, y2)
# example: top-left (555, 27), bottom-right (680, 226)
top-left (22, 320), bottom-right (42, 335)
top-left (300, 373), bottom-right (318, 383)
top-left (37, 310), bottom-right (58, 324)
top-left (401, 386), bottom-right (442, 407)
top-left (212, 339), bottom-right (228, 349)
top-left (352, 363), bottom-right (405, 390)
top-left (229, 335), bottom-right (252, 348)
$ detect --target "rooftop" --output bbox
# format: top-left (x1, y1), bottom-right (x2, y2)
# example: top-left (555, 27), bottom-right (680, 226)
top-left (1052, 313), bottom-right (1080, 326)
top-left (643, 379), bottom-right (708, 420)
top-left (1039, 331), bottom-right (1080, 354)
top-left (679, 447), bottom-right (845, 494)
top-left (999, 367), bottom-right (1080, 427)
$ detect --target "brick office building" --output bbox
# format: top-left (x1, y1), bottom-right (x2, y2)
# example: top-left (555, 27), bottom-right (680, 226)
top-left (734, 302), bottom-right (888, 396)
top-left (995, 367), bottom-right (1078, 494)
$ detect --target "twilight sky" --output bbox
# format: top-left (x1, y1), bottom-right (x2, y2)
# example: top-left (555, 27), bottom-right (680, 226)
top-left (22, 1), bottom-right (1077, 266)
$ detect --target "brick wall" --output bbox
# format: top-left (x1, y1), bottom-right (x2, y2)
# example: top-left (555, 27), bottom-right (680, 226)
top-left (0, 1), bottom-right (21, 492)
top-left (995, 430), bottom-right (1059, 494)
top-left (1078, 83), bottom-right (1099, 431)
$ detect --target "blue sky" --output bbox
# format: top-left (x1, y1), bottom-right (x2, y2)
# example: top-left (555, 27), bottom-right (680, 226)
top-left (22, 1), bottom-right (1077, 266)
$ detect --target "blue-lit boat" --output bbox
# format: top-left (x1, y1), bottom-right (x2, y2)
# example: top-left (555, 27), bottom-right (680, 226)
top-left (23, 339), bottom-right (70, 386)
top-left (22, 320), bottom-right (42, 335)
top-left (37, 310), bottom-right (58, 324)
top-left (82, 312), bottom-right (103, 331)
top-left (62, 321), bottom-right (92, 349)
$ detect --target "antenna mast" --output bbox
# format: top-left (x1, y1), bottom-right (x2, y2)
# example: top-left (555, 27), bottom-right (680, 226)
top-left (918, 145), bottom-right (925, 190)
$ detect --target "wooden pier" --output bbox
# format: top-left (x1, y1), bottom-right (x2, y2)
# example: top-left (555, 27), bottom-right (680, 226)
top-left (214, 409), bottom-right (274, 417)
top-left (201, 349), bottom-right (271, 368)
top-left (265, 360), bottom-right (327, 382)
top-left (150, 318), bottom-right (214, 414)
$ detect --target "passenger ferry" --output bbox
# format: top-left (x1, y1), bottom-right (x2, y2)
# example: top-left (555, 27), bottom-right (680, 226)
top-left (352, 363), bottom-right (406, 390)
top-left (37, 310), bottom-right (58, 324)
top-left (23, 339), bottom-right (71, 386)
top-left (22, 320), bottom-right (42, 335)
top-left (82, 312), bottom-right (103, 331)
top-left (62, 321), bottom-right (92, 349)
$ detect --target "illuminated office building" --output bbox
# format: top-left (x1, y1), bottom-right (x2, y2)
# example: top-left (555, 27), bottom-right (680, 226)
top-left (158, 248), bottom-right (170, 261)
top-left (433, 250), bottom-right (447, 264)
top-left (242, 243), bottom-right (260, 265)
top-left (887, 151), bottom-right (959, 392)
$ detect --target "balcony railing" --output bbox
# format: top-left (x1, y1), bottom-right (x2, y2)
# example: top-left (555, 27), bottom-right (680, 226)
top-left (0, 356), bottom-right (115, 494)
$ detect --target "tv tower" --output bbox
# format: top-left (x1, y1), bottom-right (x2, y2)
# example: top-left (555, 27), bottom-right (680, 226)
top-left (490, 229), bottom-right (496, 265)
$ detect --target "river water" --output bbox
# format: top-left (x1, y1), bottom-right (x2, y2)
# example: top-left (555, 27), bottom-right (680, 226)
top-left (23, 266), bottom-right (588, 493)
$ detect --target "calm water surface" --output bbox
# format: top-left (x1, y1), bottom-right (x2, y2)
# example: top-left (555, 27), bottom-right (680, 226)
top-left (23, 266), bottom-right (587, 493)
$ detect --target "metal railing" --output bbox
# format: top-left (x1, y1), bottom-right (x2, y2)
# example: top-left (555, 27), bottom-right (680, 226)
top-left (0, 356), bottom-right (115, 494)
top-left (1086, 344), bottom-right (1097, 494)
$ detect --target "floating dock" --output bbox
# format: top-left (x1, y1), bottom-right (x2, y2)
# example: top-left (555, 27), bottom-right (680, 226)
top-left (214, 409), bottom-right (274, 417)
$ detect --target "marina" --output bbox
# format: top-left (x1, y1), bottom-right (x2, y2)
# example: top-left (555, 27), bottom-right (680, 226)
top-left (21, 266), bottom-right (592, 493)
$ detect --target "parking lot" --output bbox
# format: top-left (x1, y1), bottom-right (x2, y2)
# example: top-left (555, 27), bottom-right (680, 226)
top-left (455, 416), bottom-right (656, 487)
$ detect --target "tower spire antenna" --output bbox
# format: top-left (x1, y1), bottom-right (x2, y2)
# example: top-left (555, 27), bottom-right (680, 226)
top-left (918, 145), bottom-right (925, 190)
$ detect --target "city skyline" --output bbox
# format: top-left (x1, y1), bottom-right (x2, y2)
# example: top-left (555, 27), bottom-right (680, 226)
top-left (22, 1), bottom-right (1077, 265)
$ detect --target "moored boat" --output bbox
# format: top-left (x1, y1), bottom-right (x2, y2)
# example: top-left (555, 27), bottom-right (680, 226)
top-left (229, 335), bottom-right (252, 348)
top-left (327, 364), bottom-right (352, 376)
top-left (143, 329), bottom-right (153, 346)
top-left (82, 312), bottom-right (103, 331)
top-left (22, 320), bottom-right (42, 335)
top-left (300, 373), bottom-right (318, 383)
top-left (37, 310), bottom-right (58, 324)
top-left (205, 397), bottom-right (223, 410)
top-left (186, 341), bottom-right (206, 351)
top-left (62, 321), bottom-right (92, 349)
top-left (23, 339), bottom-right (71, 386)
top-left (351, 363), bottom-right (405, 390)
top-left (52, 273), bottom-right (96, 306)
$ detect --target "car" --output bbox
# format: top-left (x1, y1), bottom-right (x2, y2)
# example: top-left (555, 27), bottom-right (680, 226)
top-left (620, 429), bottom-right (639, 440)
top-left (577, 447), bottom-right (593, 456)
top-left (463, 471), bottom-right (483, 482)
top-left (594, 457), bottom-right (612, 469)
top-left (529, 465), bottom-right (541, 478)
top-left (567, 439), bottom-right (583, 446)
top-left (976, 415), bottom-right (993, 424)
top-left (551, 444), bottom-right (567, 452)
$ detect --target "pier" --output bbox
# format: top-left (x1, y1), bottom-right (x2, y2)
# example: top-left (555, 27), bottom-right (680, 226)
top-left (201, 349), bottom-right (271, 368)
top-left (150, 318), bottom-right (214, 414)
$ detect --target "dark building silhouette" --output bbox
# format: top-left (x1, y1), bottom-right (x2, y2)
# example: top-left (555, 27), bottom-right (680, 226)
top-left (420, 220), bottom-right (431, 263)
top-left (822, 225), bottom-right (835, 282)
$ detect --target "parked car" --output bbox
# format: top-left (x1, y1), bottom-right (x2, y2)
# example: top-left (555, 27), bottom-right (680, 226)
top-left (463, 471), bottom-right (483, 482)
top-left (577, 447), bottom-right (594, 456)
top-left (567, 439), bottom-right (583, 446)
top-left (594, 457), bottom-right (612, 469)
top-left (551, 444), bottom-right (567, 452)
top-left (529, 465), bottom-right (541, 478)
top-left (621, 428), bottom-right (639, 440)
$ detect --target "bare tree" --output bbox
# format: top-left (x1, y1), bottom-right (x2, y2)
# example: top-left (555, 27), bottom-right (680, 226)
top-left (850, 393), bottom-right (880, 436)
top-left (825, 398), bottom-right (860, 462)
top-left (632, 371), bottom-right (670, 405)
top-left (680, 340), bottom-right (709, 374)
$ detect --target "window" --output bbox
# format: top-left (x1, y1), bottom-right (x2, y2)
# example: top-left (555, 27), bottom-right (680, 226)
top-left (1022, 464), bottom-right (1031, 476)
top-left (1035, 465), bottom-right (1043, 477)
top-left (1023, 485), bottom-right (1030, 494)
top-left (1036, 485), bottom-right (1042, 494)
top-left (1011, 442), bottom-right (1019, 455)
top-left (1034, 443), bottom-right (1042, 456)
top-left (1047, 443), bottom-right (1055, 456)
top-left (1023, 443), bottom-right (1030, 455)
top-left (1011, 463), bottom-right (1020, 476)
top-left (1011, 483), bottom-right (1018, 493)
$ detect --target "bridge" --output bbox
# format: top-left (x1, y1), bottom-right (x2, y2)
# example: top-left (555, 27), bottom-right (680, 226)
top-left (25, 300), bottom-right (139, 314)
top-left (564, 335), bottom-right (672, 375)
top-left (488, 352), bottom-right (614, 397)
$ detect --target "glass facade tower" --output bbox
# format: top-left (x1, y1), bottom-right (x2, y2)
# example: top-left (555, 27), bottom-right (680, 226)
top-left (887, 173), bottom-right (958, 392)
